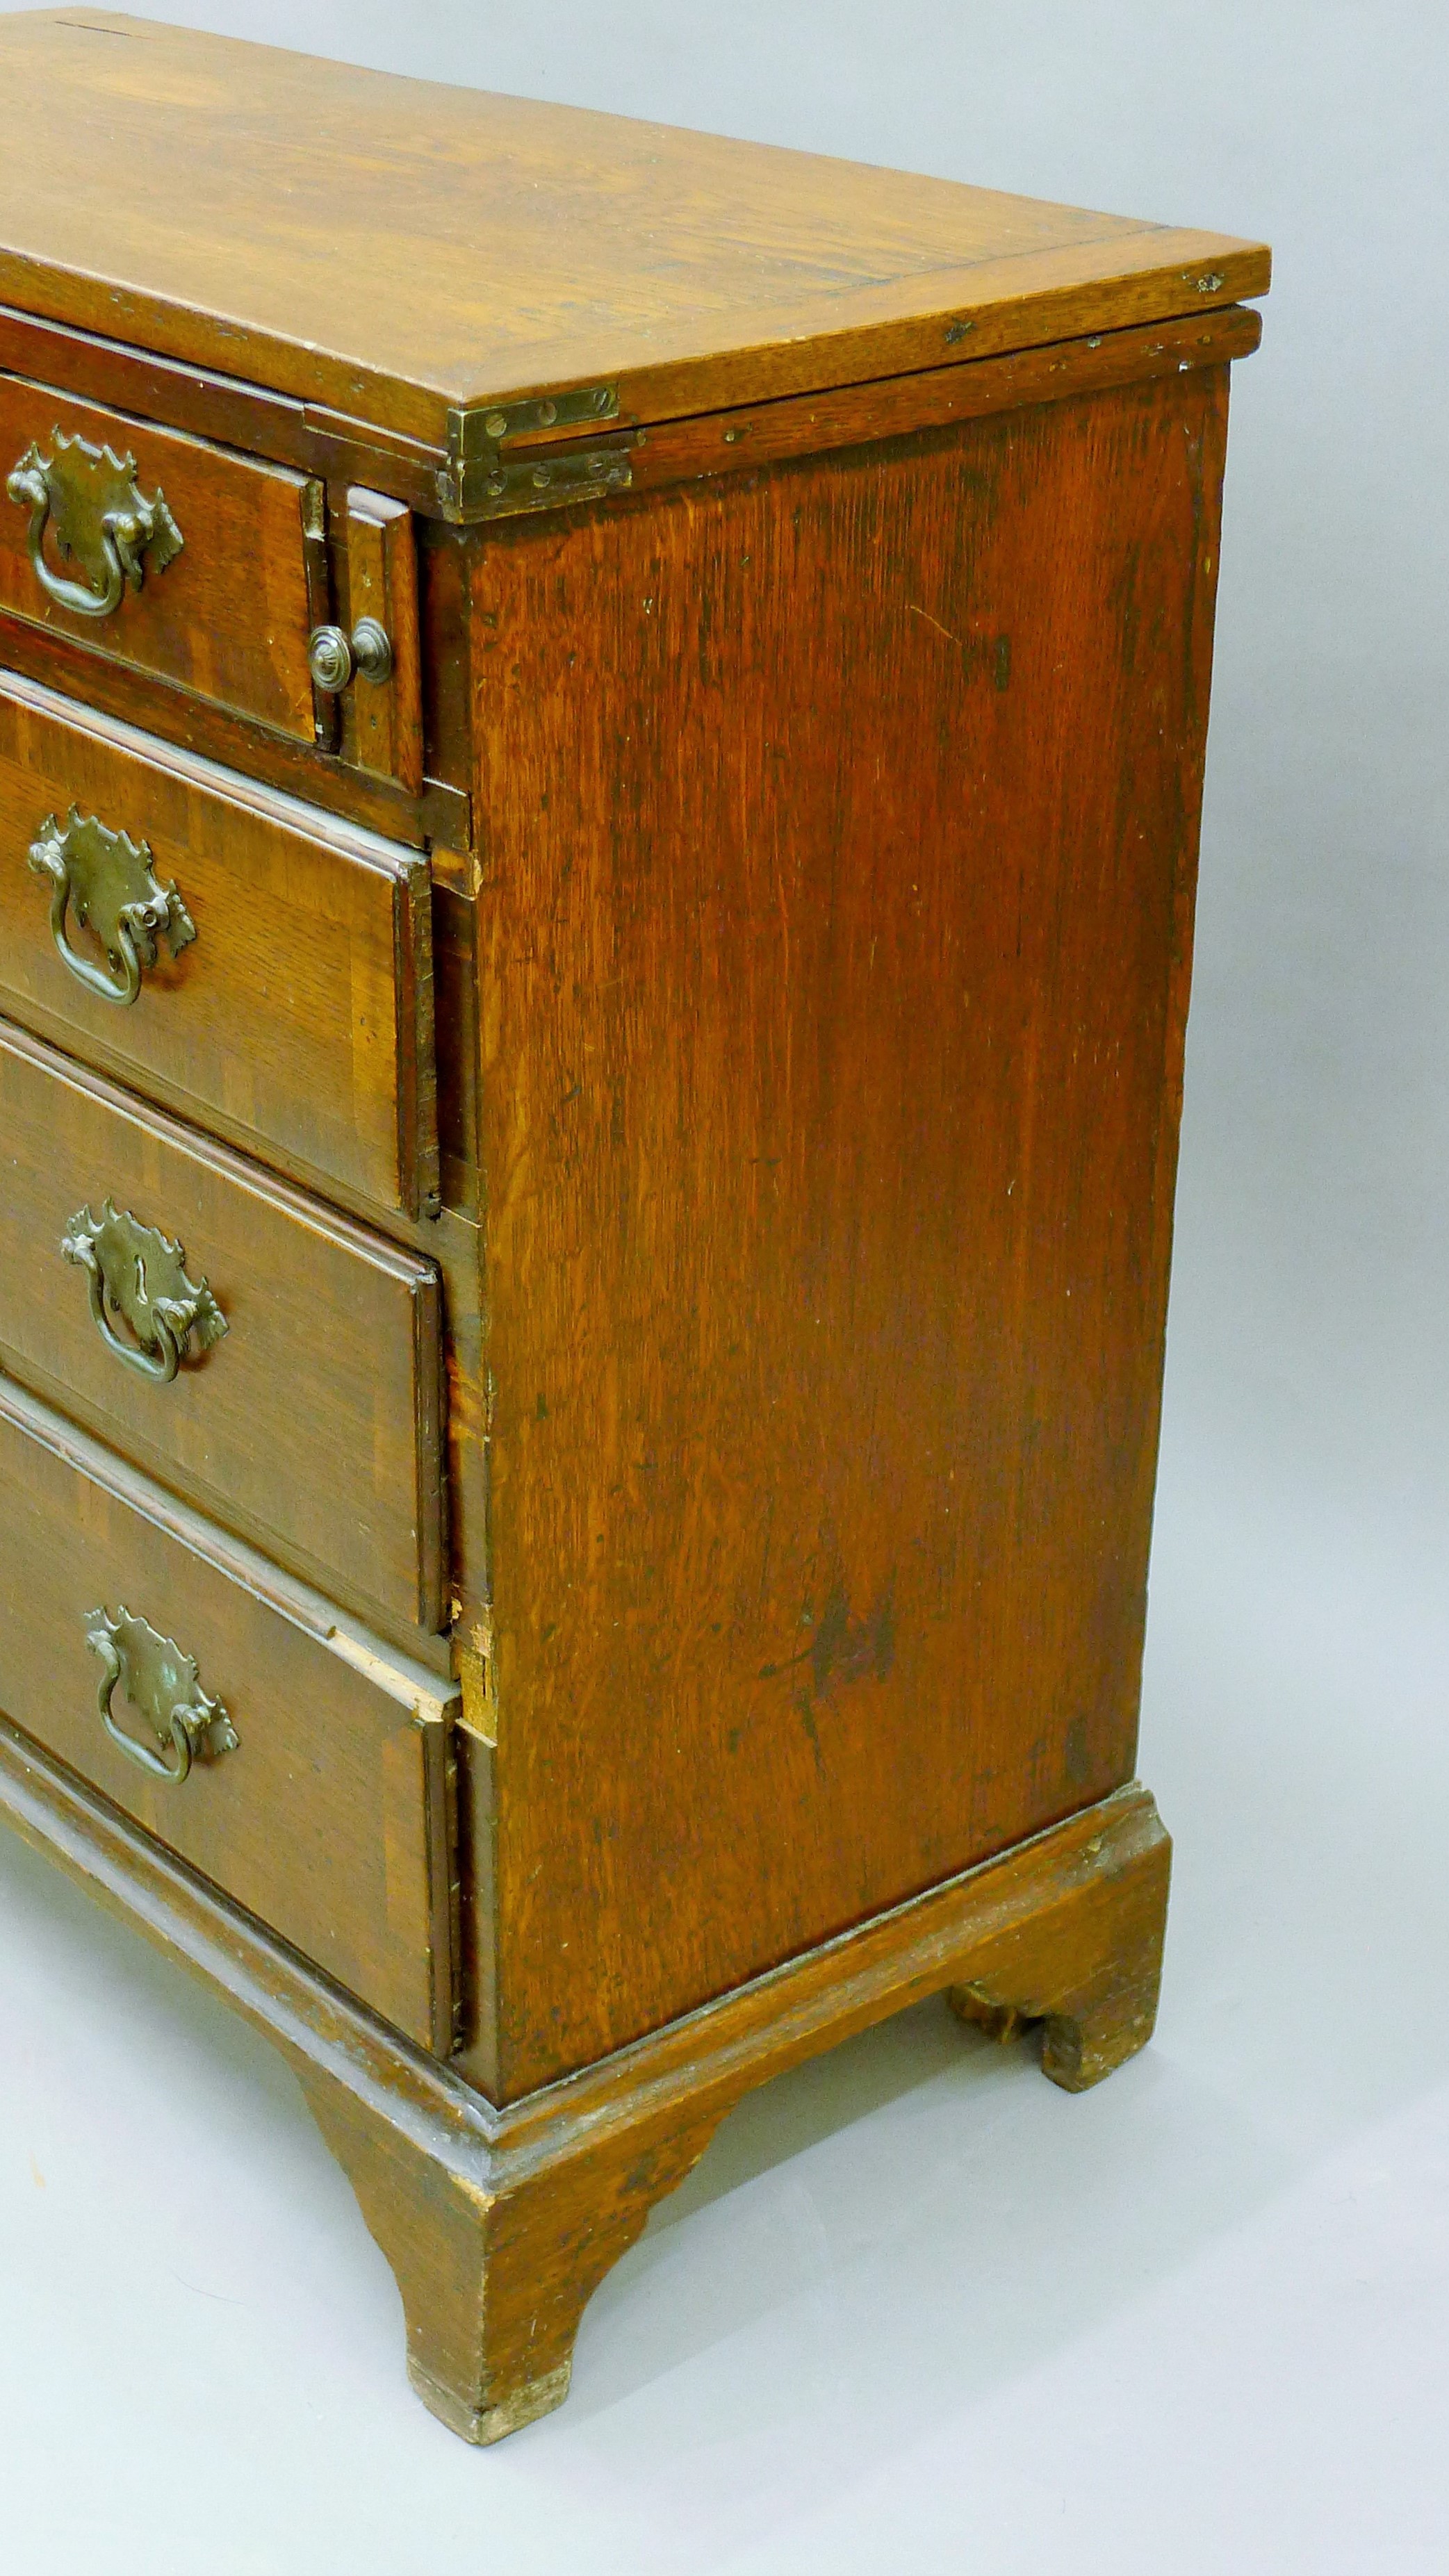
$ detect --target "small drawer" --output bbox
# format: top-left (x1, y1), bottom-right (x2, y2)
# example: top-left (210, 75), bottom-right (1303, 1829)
top-left (0, 1017), bottom-right (445, 1636)
top-left (0, 1371), bottom-right (456, 2054)
top-left (0, 370), bottom-right (325, 741)
top-left (0, 671), bottom-right (437, 1217)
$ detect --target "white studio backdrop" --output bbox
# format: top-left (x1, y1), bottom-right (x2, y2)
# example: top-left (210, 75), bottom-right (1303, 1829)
top-left (2, 6), bottom-right (1447, 2569)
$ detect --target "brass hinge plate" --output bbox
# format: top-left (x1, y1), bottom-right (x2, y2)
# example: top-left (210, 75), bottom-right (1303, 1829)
top-left (439, 384), bottom-right (634, 523)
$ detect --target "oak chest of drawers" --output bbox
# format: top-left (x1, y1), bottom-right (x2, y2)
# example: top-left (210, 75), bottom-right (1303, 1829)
top-left (0, 8), bottom-right (1268, 2442)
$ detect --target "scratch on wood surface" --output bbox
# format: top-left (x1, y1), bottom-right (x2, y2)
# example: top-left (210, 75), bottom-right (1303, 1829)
top-left (906, 602), bottom-right (961, 646)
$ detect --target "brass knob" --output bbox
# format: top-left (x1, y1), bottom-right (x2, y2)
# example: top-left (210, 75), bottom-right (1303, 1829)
top-left (308, 616), bottom-right (394, 694)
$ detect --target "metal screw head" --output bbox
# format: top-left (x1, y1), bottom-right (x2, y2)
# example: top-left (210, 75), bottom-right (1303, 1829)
top-left (539, 400), bottom-right (557, 427)
top-left (531, 466), bottom-right (551, 489)
top-left (486, 473), bottom-right (507, 499)
top-left (484, 411), bottom-right (509, 438)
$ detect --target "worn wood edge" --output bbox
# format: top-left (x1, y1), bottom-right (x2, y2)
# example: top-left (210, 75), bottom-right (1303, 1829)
top-left (0, 215), bottom-right (1265, 455)
top-left (0, 1714), bottom-right (1168, 2436)
top-left (1, 240), bottom-right (1266, 519)
top-left (393, 851), bottom-right (440, 1227)
top-left (501, 1785), bottom-right (1172, 2147)
top-left (0, 1343), bottom-right (455, 1682)
top-left (409, 1268), bottom-right (448, 1636)
top-left (0, 301), bottom-right (449, 510)
top-left (455, 230), bottom-right (1271, 431)
top-left (0, 664), bottom-right (435, 873)
top-left (0, 974), bottom-right (453, 1260)
top-left (616, 304), bottom-right (1263, 502)
top-left (0, 1714), bottom-right (1166, 2153)
top-left (0, 613), bottom-right (472, 853)
top-left (0, 1012), bottom-right (437, 1283)
top-left (438, 298), bottom-right (1262, 518)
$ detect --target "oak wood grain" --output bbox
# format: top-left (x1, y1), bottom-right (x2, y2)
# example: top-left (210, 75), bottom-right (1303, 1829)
top-left (0, 668), bottom-right (438, 1215)
top-left (0, 1373), bottom-right (458, 2051)
top-left (625, 304), bottom-right (1262, 493)
top-left (338, 488), bottom-right (424, 794)
top-left (0, 15), bottom-right (1267, 448)
top-left (0, 298), bottom-right (450, 517)
top-left (0, 368), bottom-right (318, 737)
top-left (0, 1016), bottom-right (446, 1635)
top-left (0, 1711), bottom-right (1167, 2436)
top-left (0, 602), bottom-right (470, 848)
top-left (467, 366), bottom-right (1226, 2097)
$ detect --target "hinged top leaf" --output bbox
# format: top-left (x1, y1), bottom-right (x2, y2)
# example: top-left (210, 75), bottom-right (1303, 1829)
top-left (0, 14), bottom-right (1269, 461)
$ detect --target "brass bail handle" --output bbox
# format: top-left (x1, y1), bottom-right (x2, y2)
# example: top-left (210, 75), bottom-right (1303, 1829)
top-left (86, 1606), bottom-right (238, 1783)
top-left (6, 427), bottom-right (184, 621)
top-left (28, 807), bottom-right (195, 1007)
top-left (61, 1199), bottom-right (228, 1384)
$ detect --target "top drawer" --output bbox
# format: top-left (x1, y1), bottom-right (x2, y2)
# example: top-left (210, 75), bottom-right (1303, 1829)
top-left (1, 372), bottom-right (321, 741)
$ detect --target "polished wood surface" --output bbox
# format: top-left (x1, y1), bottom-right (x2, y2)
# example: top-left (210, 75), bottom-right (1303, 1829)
top-left (0, 1017), bottom-right (445, 1635)
top-left (0, 19), bottom-right (1269, 2443)
top-left (0, 1374), bottom-right (457, 2051)
top-left (0, 15), bottom-right (1267, 445)
top-left (0, 671), bottom-right (438, 1213)
top-left (338, 488), bottom-right (425, 793)
top-left (0, 600), bottom-right (469, 850)
top-left (626, 302), bottom-right (1262, 493)
top-left (0, 368), bottom-right (318, 737)
top-left (468, 364), bottom-right (1225, 2096)
top-left (0, 1709), bottom-right (1168, 2440)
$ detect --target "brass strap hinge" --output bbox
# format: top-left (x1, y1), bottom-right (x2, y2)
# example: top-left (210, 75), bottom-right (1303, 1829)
top-left (439, 386), bottom-right (634, 523)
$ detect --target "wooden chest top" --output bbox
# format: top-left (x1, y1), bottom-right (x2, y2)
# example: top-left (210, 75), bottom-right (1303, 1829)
top-left (0, 10), bottom-right (1268, 452)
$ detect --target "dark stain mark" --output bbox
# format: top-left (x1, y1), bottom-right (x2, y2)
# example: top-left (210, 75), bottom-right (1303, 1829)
top-left (810, 1577), bottom-right (896, 1694)
top-left (794, 1689), bottom-right (824, 1778)
top-left (1063, 1716), bottom-right (1092, 1787)
top-left (759, 1577), bottom-right (896, 1698)
top-left (535, 1391), bottom-right (548, 1420)
top-left (993, 632), bottom-right (1012, 691)
top-left (944, 318), bottom-right (975, 344)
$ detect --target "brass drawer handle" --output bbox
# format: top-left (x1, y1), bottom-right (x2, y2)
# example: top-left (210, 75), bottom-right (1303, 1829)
top-left (29, 806), bottom-right (196, 1006)
top-left (6, 427), bottom-right (184, 621)
top-left (85, 1605), bottom-right (238, 1783)
top-left (308, 616), bottom-right (393, 694)
top-left (62, 1198), bottom-right (228, 1384)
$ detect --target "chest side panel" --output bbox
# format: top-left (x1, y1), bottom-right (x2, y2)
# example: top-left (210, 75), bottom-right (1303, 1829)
top-left (473, 366), bottom-right (1227, 2094)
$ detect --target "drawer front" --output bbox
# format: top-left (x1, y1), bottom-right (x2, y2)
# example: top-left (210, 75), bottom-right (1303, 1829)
top-left (0, 1018), bottom-right (445, 1634)
top-left (0, 671), bottom-right (437, 1217)
top-left (0, 1373), bottom-right (455, 2053)
top-left (0, 372), bottom-right (319, 739)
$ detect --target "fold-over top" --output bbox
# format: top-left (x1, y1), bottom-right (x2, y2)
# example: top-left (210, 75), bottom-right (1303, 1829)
top-left (0, 10), bottom-right (1270, 448)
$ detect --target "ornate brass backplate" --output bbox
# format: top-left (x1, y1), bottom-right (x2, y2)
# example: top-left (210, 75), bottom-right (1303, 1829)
top-left (6, 426), bottom-right (184, 619)
top-left (61, 1198), bottom-right (227, 1384)
top-left (85, 1605), bottom-right (238, 1782)
top-left (29, 805), bottom-right (196, 1006)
